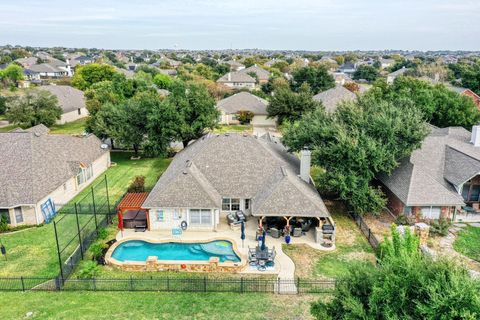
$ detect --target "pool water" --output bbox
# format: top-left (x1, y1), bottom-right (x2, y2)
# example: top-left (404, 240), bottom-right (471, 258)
top-left (111, 240), bottom-right (241, 263)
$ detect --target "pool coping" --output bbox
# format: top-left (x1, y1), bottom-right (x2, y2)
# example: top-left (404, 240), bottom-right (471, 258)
top-left (105, 236), bottom-right (247, 273)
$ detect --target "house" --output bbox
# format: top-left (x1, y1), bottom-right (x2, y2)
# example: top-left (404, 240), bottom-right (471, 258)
top-left (238, 65), bottom-right (270, 84)
top-left (142, 133), bottom-right (334, 241)
top-left (39, 85), bottom-right (88, 124)
top-left (126, 62), bottom-right (137, 71)
top-left (379, 58), bottom-right (395, 69)
top-left (28, 63), bottom-right (70, 78)
top-left (0, 125), bottom-right (110, 227)
top-left (216, 92), bottom-right (276, 127)
top-left (313, 85), bottom-right (357, 113)
top-left (446, 85), bottom-right (480, 110)
top-left (217, 72), bottom-right (256, 89)
top-left (387, 67), bottom-right (409, 84)
top-left (224, 60), bottom-right (245, 71)
top-left (338, 63), bottom-right (356, 76)
top-left (331, 72), bottom-right (352, 85)
top-left (378, 125), bottom-right (480, 221)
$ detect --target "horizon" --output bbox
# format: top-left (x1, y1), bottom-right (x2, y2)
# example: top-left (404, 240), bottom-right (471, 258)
top-left (1, 0), bottom-right (479, 51)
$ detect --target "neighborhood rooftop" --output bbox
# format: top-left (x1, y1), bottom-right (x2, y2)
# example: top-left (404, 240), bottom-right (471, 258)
top-left (216, 92), bottom-right (269, 115)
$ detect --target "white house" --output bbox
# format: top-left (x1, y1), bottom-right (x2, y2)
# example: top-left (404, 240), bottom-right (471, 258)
top-left (217, 72), bottom-right (256, 89)
top-left (39, 85), bottom-right (89, 124)
top-left (216, 92), bottom-right (276, 127)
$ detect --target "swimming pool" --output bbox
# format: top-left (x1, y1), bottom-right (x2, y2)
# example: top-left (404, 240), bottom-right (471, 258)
top-left (111, 239), bottom-right (241, 263)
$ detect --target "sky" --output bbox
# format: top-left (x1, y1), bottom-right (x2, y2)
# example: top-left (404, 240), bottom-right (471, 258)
top-left (0, 0), bottom-right (479, 51)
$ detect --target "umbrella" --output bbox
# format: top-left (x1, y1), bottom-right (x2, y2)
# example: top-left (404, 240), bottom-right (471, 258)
top-left (261, 230), bottom-right (266, 251)
top-left (240, 221), bottom-right (245, 248)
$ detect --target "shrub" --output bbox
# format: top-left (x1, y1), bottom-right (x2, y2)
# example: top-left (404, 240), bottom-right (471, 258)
top-left (395, 214), bottom-right (414, 226)
top-left (236, 110), bottom-right (254, 124)
top-left (0, 215), bottom-right (8, 232)
top-left (96, 228), bottom-right (108, 240)
top-left (90, 242), bottom-right (107, 259)
top-left (77, 261), bottom-right (100, 279)
top-left (127, 175), bottom-right (145, 193)
top-left (429, 218), bottom-right (451, 237)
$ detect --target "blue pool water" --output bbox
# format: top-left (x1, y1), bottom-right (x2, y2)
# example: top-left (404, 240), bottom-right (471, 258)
top-left (111, 240), bottom-right (241, 263)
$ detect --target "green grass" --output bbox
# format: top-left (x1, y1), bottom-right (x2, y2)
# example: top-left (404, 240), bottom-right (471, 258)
top-left (0, 153), bottom-right (171, 278)
top-left (212, 124), bottom-right (252, 134)
top-left (453, 225), bottom-right (480, 262)
top-left (49, 118), bottom-right (88, 135)
top-left (0, 292), bottom-right (317, 320)
top-left (0, 124), bottom-right (17, 132)
top-left (283, 203), bottom-right (376, 279)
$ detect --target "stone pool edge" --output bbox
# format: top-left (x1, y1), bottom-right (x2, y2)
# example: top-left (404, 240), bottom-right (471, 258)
top-left (105, 236), bottom-right (247, 273)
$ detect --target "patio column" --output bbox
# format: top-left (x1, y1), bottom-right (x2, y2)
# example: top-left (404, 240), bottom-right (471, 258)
top-left (259, 216), bottom-right (264, 228)
top-left (117, 210), bottom-right (124, 231)
top-left (146, 209), bottom-right (150, 231)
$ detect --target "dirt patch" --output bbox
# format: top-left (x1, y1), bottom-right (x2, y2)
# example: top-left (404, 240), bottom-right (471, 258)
top-left (283, 244), bottom-right (323, 279)
top-left (363, 209), bottom-right (396, 240)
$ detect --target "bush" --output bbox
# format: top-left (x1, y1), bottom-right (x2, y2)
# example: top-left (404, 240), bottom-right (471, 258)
top-left (395, 214), bottom-right (414, 226)
top-left (96, 228), bottom-right (108, 240)
top-left (429, 218), bottom-right (451, 237)
top-left (0, 215), bottom-right (8, 232)
top-left (77, 261), bottom-right (100, 279)
top-left (127, 175), bottom-right (145, 193)
top-left (236, 110), bottom-right (254, 124)
top-left (90, 242), bottom-right (107, 259)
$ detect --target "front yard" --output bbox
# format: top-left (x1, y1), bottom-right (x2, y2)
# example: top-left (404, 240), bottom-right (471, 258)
top-left (283, 201), bottom-right (376, 279)
top-left (453, 225), bottom-right (480, 262)
top-left (0, 153), bottom-right (171, 278)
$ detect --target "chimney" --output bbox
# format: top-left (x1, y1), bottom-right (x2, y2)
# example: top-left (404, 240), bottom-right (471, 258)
top-left (471, 125), bottom-right (480, 147)
top-left (227, 72), bottom-right (231, 81)
top-left (300, 148), bottom-right (311, 183)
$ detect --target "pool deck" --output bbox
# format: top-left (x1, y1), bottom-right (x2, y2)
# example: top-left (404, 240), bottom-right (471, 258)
top-left (115, 218), bottom-right (335, 280)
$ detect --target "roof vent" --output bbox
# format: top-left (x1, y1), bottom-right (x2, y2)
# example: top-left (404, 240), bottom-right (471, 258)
top-left (243, 133), bottom-right (248, 137)
top-left (182, 170), bottom-right (188, 175)
top-left (281, 167), bottom-right (288, 176)
top-left (100, 144), bottom-right (109, 149)
top-left (225, 133), bottom-right (229, 137)
top-left (34, 132), bottom-right (41, 137)
top-left (186, 161), bottom-right (192, 168)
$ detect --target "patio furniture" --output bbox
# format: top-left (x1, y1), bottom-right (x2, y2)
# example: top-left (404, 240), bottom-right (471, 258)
top-left (270, 228), bottom-right (280, 238)
top-left (235, 210), bottom-right (247, 222)
top-left (292, 228), bottom-right (302, 237)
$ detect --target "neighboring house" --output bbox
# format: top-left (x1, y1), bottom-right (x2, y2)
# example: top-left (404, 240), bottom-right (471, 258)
top-left (158, 69), bottom-right (177, 76)
top-left (446, 85), bottom-right (480, 110)
top-left (313, 85), bottom-right (357, 113)
top-left (379, 58), bottom-right (395, 69)
top-left (0, 125), bottom-right (110, 227)
top-left (238, 65), bottom-right (270, 84)
top-left (126, 62), bottom-right (137, 71)
top-left (331, 72), bottom-right (352, 85)
top-left (39, 85), bottom-right (88, 124)
top-left (216, 92), bottom-right (276, 127)
top-left (217, 71), bottom-right (256, 89)
top-left (338, 63), bottom-right (356, 76)
top-left (378, 125), bottom-right (480, 221)
top-left (224, 60), bottom-right (245, 71)
top-left (114, 66), bottom-right (135, 79)
top-left (142, 133), bottom-right (334, 241)
top-left (28, 63), bottom-right (70, 78)
top-left (387, 67), bottom-right (409, 84)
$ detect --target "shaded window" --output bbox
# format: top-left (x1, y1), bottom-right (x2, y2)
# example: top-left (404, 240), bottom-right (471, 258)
top-left (0, 209), bottom-right (10, 224)
top-left (189, 209), bottom-right (211, 225)
top-left (14, 207), bottom-right (23, 223)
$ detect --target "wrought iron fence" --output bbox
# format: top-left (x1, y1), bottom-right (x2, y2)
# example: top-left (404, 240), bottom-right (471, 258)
top-left (0, 276), bottom-right (335, 294)
top-left (349, 211), bottom-right (380, 249)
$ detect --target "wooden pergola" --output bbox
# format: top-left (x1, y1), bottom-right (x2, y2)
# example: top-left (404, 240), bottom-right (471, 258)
top-left (117, 192), bottom-right (150, 231)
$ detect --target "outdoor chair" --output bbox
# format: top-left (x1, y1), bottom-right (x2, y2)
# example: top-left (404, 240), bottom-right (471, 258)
top-left (293, 228), bottom-right (302, 237)
top-left (270, 228), bottom-right (280, 238)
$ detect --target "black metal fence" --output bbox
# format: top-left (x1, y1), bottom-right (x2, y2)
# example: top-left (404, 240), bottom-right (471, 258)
top-left (349, 211), bottom-right (380, 249)
top-left (52, 175), bottom-right (115, 280)
top-left (0, 276), bottom-right (335, 294)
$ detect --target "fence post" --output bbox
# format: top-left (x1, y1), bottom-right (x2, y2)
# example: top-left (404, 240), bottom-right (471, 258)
top-left (93, 277), bottom-right (96, 291)
top-left (297, 277), bottom-right (300, 293)
top-left (53, 220), bottom-right (64, 283)
top-left (130, 276), bottom-right (134, 291)
top-left (105, 175), bottom-right (111, 216)
top-left (74, 203), bottom-right (84, 260)
top-left (166, 277), bottom-right (170, 291)
top-left (91, 187), bottom-right (98, 231)
top-left (277, 278), bottom-right (280, 294)
top-left (20, 277), bottom-right (25, 292)
top-left (203, 276), bottom-right (207, 292)
top-left (240, 277), bottom-right (244, 293)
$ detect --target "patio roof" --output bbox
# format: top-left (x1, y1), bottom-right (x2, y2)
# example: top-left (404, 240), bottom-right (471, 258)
top-left (117, 192), bottom-right (149, 211)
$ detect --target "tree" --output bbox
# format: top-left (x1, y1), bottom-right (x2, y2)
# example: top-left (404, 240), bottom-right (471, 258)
top-left (448, 60), bottom-right (480, 95)
top-left (311, 226), bottom-right (480, 319)
top-left (291, 65), bottom-right (335, 94)
top-left (353, 65), bottom-right (380, 82)
top-left (167, 81), bottom-right (219, 147)
top-left (343, 82), bottom-right (360, 93)
top-left (267, 83), bottom-right (321, 125)
top-left (0, 96), bottom-right (7, 115)
top-left (0, 64), bottom-right (24, 88)
top-left (236, 110), bottom-right (254, 124)
top-left (72, 64), bottom-right (117, 90)
top-left (282, 95), bottom-right (428, 214)
top-left (152, 73), bottom-right (172, 90)
top-left (6, 90), bottom-right (62, 127)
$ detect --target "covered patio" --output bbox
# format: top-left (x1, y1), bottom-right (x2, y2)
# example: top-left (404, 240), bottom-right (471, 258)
top-left (117, 192), bottom-right (150, 231)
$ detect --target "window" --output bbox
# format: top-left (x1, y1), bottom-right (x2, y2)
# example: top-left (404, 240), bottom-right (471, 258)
top-left (189, 209), bottom-right (212, 225)
top-left (462, 184), bottom-right (471, 201)
top-left (173, 210), bottom-right (181, 220)
top-left (77, 108), bottom-right (81, 115)
top-left (76, 165), bottom-right (93, 185)
top-left (14, 207), bottom-right (23, 223)
top-left (245, 199), bottom-right (250, 210)
top-left (222, 198), bottom-right (240, 211)
top-left (471, 185), bottom-right (480, 202)
top-left (0, 209), bottom-right (10, 224)
top-left (156, 210), bottom-right (164, 222)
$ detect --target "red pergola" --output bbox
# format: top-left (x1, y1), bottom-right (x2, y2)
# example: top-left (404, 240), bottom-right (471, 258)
top-left (117, 192), bottom-right (150, 231)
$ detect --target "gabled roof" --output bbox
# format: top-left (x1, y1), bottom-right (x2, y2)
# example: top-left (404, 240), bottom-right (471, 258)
top-left (38, 85), bottom-right (86, 113)
top-left (0, 125), bottom-right (108, 208)
top-left (378, 126), bottom-right (480, 207)
top-left (216, 92), bottom-right (268, 115)
top-left (388, 67), bottom-right (409, 77)
top-left (217, 72), bottom-right (256, 84)
top-left (238, 65), bottom-right (270, 81)
top-left (313, 85), bottom-right (357, 113)
top-left (143, 133), bottom-right (330, 218)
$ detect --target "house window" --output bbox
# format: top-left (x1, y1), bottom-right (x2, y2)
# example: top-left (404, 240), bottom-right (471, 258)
top-left (189, 209), bottom-right (212, 225)
top-left (245, 199), bottom-right (250, 210)
top-left (76, 165), bottom-right (93, 185)
top-left (156, 210), bottom-right (165, 222)
top-left (173, 210), bottom-right (181, 220)
top-left (14, 207), bottom-right (23, 223)
top-left (77, 108), bottom-right (81, 115)
top-left (0, 209), bottom-right (10, 224)
top-left (222, 198), bottom-right (240, 211)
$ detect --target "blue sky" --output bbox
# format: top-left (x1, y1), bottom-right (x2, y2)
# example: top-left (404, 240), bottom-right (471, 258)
top-left (1, 0), bottom-right (479, 50)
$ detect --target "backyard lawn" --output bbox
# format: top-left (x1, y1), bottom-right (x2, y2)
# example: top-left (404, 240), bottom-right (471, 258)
top-left (0, 291), bottom-right (317, 320)
top-left (0, 152), bottom-right (171, 278)
top-left (283, 201), bottom-right (376, 279)
top-left (212, 124), bottom-right (252, 133)
top-left (453, 225), bottom-right (480, 262)
top-left (49, 118), bottom-right (88, 135)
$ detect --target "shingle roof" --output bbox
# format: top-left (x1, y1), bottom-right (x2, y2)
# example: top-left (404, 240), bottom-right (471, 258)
top-left (378, 126), bottom-right (480, 207)
top-left (238, 65), bottom-right (270, 81)
top-left (38, 85), bottom-right (86, 113)
top-left (388, 67), bottom-right (409, 77)
top-left (313, 85), bottom-right (357, 113)
top-left (0, 126), bottom-right (108, 208)
top-left (143, 133), bottom-right (330, 218)
top-left (216, 92), bottom-right (268, 115)
top-left (217, 72), bottom-right (256, 83)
